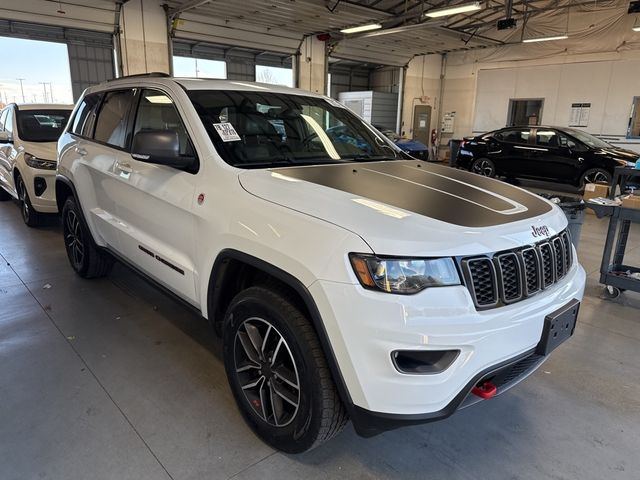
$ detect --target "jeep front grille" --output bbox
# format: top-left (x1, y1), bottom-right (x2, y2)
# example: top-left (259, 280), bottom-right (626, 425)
top-left (461, 230), bottom-right (573, 310)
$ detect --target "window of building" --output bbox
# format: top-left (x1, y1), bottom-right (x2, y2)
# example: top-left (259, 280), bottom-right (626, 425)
top-left (507, 99), bottom-right (544, 126)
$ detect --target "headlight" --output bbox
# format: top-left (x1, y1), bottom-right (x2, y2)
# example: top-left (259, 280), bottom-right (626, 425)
top-left (25, 153), bottom-right (56, 170)
top-left (349, 254), bottom-right (461, 294)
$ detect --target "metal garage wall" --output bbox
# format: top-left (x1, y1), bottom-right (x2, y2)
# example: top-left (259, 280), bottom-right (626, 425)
top-left (328, 66), bottom-right (370, 99)
top-left (0, 19), bottom-right (114, 100)
top-left (173, 39), bottom-right (292, 82)
top-left (68, 42), bottom-right (114, 100)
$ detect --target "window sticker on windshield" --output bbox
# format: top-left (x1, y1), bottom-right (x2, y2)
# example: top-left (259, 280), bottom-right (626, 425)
top-left (213, 123), bottom-right (241, 142)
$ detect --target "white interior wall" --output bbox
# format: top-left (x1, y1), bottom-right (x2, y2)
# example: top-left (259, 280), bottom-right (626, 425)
top-left (120, 0), bottom-right (169, 75)
top-left (402, 48), bottom-right (640, 154)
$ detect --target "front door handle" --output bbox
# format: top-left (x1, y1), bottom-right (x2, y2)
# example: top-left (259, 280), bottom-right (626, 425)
top-left (117, 162), bottom-right (133, 173)
top-left (74, 146), bottom-right (87, 156)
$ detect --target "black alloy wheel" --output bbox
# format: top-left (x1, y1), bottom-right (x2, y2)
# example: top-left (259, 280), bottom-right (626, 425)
top-left (223, 286), bottom-right (348, 453)
top-left (17, 175), bottom-right (41, 227)
top-left (471, 158), bottom-right (496, 177)
top-left (61, 197), bottom-right (113, 278)
top-left (581, 168), bottom-right (612, 187)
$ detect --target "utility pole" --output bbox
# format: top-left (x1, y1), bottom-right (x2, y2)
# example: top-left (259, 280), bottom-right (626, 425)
top-left (16, 78), bottom-right (26, 103)
top-left (39, 82), bottom-right (48, 103)
top-left (47, 82), bottom-right (54, 103)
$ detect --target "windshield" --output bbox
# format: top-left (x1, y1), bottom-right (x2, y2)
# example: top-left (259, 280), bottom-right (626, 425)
top-left (16, 109), bottom-right (71, 142)
top-left (187, 90), bottom-right (401, 168)
top-left (564, 128), bottom-right (612, 149)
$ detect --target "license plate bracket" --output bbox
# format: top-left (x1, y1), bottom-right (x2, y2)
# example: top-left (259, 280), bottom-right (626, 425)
top-left (536, 299), bottom-right (580, 356)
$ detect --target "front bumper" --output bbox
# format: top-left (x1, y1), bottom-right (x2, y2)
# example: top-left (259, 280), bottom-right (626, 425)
top-left (25, 169), bottom-right (57, 213)
top-left (309, 261), bottom-right (586, 435)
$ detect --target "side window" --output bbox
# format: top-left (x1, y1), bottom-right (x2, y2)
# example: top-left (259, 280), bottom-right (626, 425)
top-left (71, 94), bottom-right (102, 137)
top-left (93, 89), bottom-right (135, 148)
top-left (499, 128), bottom-right (530, 144)
top-left (535, 129), bottom-right (558, 147)
top-left (0, 109), bottom-right (7, 131)
top-left (133, 89), bottom-right (194, 157)
top-left (4, 108), bottom-right (14, 134)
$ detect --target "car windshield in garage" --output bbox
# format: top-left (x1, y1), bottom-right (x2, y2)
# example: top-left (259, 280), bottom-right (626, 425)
top-left (187, 90), bottom-right (401, 168)
top-left (562, 128), bottom-right (613, 149)
top-left (17, 109), bottom-right (72, 142)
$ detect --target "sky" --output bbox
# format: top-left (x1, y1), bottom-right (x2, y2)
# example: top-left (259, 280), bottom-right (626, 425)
top-left (0, 37), bottom-right (74, 105)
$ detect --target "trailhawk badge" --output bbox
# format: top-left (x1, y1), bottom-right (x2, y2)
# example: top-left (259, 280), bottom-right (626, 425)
top-left (531, 225), bottom-right (550, 238)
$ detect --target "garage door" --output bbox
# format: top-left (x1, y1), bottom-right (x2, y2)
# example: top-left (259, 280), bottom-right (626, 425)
top-left (0, 20), bottom-right (114, 100)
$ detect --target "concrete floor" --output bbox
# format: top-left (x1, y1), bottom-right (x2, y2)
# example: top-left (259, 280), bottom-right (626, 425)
top-left (1, 197), bottom-right (639, 480)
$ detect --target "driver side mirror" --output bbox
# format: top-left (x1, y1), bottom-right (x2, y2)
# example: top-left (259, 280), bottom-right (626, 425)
top-left (131, 130), bottom-right (196, 170)
top-left (0, 131), bottom-right (13, 143)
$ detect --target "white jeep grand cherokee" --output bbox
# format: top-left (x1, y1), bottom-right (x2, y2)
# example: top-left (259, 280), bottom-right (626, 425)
top-left (56, 74), bottom-right (586, 453)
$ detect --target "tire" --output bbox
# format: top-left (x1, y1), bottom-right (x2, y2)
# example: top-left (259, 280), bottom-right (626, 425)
top-left (470, 157), bottom-right (496, 178)
top-left (62, 197), bottom-right (113, 278)
top-left (0, 186), bottom-right (11, 201)
top-left (223, 286), bottom-right (348, 453)
top-left (16, 174), bottom-right (42, 227)
top-left (581, 168), bottom-right (611, 188)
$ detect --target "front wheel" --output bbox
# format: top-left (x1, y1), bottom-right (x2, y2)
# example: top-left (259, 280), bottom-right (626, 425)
top-left (581, 168), bottom-right (611, 188)
top-left (62, 197), bottom-right (113, 278)
top-left (17, 174), bottom-right (42, 227)
top-left (223, 286), bottom-right (348, 453)
top-left (470, 157), bottom-right (496, 178)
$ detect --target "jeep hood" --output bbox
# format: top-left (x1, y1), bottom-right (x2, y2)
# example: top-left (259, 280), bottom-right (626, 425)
top-left (238, 161), bottom-right (567, 257)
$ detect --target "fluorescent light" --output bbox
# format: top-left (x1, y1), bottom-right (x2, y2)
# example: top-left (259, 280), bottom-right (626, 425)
top-left (424, 2), bottom-right (482, 18)
top-left (633, 26), bottom-right (640, 32)
top-left (522, 35), bottom-right (569, 43)
top-left (340, 23), bottom-right (382, 34)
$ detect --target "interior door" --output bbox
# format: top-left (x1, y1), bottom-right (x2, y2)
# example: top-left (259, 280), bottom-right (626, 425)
top-left (112, 89), bottom-right (199, 304)
top-left (412, 105), bottom-right (431, 146)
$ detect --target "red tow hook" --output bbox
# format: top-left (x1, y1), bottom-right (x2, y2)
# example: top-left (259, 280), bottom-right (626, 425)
top-left (472, 381), bottom-right (497, 399)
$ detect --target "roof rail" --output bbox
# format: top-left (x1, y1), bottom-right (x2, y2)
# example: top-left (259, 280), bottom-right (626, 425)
top-left (106, 72), bottom-right (171, 82)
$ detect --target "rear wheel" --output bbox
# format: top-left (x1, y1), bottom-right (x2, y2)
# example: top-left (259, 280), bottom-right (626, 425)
top-left (223, 286), bottom-right (348, 453)
top-left (470, 157), bottom-right (496, 178)
top-left (581, 168), bottom-right (611, 187)
top-left (62, 197), bottom-right (113, 278)
top-left (17, 174), bottom-right (42, 227)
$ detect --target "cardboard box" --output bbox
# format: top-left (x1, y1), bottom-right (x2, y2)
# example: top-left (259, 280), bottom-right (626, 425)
top-left (583, 183), bottom-right (610, 214)
top-left (622, 194), bottom-right (640, 210)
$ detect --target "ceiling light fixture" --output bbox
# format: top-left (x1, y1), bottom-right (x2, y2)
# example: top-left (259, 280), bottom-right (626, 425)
top-left (522, 34), bottom-right (569, 43)
top-left (424, 2), bottom-right (482, 18)
top-left (634, 26), bottom-right (640, 31)
top-left (340, 23), bottom-right (382, 34)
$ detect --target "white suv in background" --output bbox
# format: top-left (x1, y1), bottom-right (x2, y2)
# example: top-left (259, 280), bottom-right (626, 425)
top-left (56, 74), bottom-right (586, 453)
top-left (0, 103), bottom-right (73, 226)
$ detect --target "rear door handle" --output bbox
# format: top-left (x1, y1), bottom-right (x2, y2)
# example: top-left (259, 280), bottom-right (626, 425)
top-left (74, 146), bottom-right (87, 156)
top-left (117, 162), bottom-right (133, 173)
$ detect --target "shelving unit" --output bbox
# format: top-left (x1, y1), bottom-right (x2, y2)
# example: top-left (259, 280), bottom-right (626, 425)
top-left (588, 167), bottom-right (640, 298)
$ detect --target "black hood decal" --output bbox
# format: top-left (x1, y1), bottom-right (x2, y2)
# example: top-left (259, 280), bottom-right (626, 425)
top-left (274, 161), bottom-right (553, 227)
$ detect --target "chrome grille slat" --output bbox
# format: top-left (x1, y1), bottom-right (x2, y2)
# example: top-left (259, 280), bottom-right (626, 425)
top-left (461, 229), bottom-right (573, 310)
